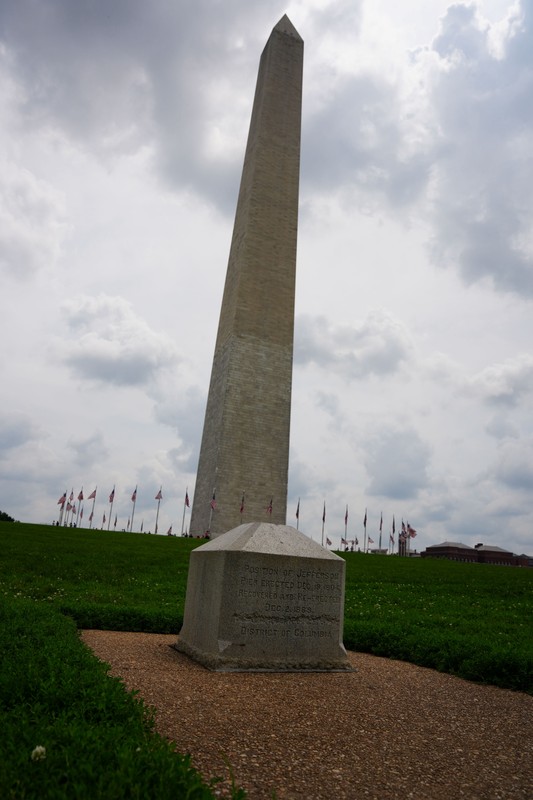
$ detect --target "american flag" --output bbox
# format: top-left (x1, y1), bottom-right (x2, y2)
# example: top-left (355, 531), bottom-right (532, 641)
top-left (109, 488), bottom-right (115, 503)
top-left (326, 537), bottom-right (332, 546)
top-left (155, 488), bottom-right (163, 501)
top-left (266, 497), bottom-right (273, 515)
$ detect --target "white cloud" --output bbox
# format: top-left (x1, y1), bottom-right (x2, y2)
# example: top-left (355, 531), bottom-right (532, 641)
top-left (295, 309), bottom-right (413, 378)
top-left (425, 1), bottom-right (533, 295)
top-left (494, 438), bottom-right (533, 490)
top-left (364, 425), bottom-right (431, 499)
top-left (67, 432), bottom-right (109, 468)
top-left (59, 294), bottom-right (181, 387)
top-left (468, 354), bottom-right (533, 405)
top-left (0, 160), bottom-right (67, 278)
top-left (0, 412), bottom-right (41, 452)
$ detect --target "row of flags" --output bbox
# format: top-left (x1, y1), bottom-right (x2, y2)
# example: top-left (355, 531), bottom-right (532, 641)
top-left (57, 487), bottom-right (172, 506)
top-left (208, 492), bottom-right (418, 549)
top-left (56, 486), bottom-right (418, 546)
top-left (56, 486), bottom-right (191, 535)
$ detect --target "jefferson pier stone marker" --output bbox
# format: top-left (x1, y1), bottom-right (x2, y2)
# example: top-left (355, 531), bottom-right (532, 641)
top-left (189, 15), bottom-right (303, 537)
top-left (176, 523), bottom-right (352, 671)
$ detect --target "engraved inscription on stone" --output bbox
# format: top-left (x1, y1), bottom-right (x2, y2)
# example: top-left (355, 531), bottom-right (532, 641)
top-left (227, 555), bottom-right (342, 646)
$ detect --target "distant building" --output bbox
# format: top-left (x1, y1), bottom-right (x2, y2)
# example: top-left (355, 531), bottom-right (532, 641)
top-left (420, 541), bottom-right (531, 567)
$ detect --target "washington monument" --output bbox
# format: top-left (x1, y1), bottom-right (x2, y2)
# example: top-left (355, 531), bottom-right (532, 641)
top-left (190, 15), bottom-right (303, 537)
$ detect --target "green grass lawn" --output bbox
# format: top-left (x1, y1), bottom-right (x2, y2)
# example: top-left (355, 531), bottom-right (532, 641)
top-left (1, 521), bottom-right (531, 691)
top-left (341, 552), bottom-right (532, 691)
top-left (1, 599), bottom-right (239, 800)
top-left (1, 522), bottom-right (196, 632)
top-left (0, 523), bottom-right (247, 799)
top-left (0, 520), bottom-right (531, 798)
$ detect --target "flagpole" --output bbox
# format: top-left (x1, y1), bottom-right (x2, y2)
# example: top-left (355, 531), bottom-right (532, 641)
top-left (107, 486), bottom-right (115, 531)
top-left (344, 504), bottom-right (348, 541)
top-left (89, 488), bottom-right (96, 529)
top-left (76, 488), bottom-right (83, 527)
top-left (379, 512), bottom-right (383, 551)
top-left (181, 487), bottom-right (188, 534)
top-left (155, 497), bottom-right (161, 534)
top-left (58, 493), bottom-right (66, 526)
top-left (363, 508), bottom-right (367, 553)
top-left (296, 498), bottom-right (300, 531)
top-left (155, 486), bottom-right (162, 534)
top-left (321, 501), bottom-right (326, 547)
top-left (131, 486), bottom-right (137, 532)
top-left (67, 489), bottom-right (74, 526)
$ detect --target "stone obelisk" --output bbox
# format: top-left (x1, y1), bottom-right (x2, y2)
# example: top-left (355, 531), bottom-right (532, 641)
top-left (190, 16), bottom-right (303, 537)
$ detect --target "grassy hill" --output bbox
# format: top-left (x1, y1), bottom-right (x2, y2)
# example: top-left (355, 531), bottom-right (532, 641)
top-left (1, 521), bottom-right (531, 692)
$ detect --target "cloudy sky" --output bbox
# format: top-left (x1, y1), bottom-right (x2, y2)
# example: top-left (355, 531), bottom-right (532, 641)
top-left (1, 0), bottom-right (532, 554)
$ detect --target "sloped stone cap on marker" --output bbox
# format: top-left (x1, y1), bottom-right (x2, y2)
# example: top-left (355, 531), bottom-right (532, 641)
top-left (175, 523), bottom-right (353, 672)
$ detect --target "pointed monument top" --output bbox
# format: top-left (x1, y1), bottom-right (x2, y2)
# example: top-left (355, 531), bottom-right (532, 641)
top-left (273, 14), bottom-right (302, 42)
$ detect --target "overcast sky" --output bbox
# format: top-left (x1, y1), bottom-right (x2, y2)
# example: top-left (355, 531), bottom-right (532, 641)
top-left (1, 0), bottom-right (532, 555)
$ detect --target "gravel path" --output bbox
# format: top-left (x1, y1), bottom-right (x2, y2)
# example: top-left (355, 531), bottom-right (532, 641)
top-left (81, 631), bottom-right (533, 800)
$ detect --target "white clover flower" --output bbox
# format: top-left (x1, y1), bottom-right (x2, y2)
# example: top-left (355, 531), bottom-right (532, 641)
top-left (31, 746), bottom-right (46, 761)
